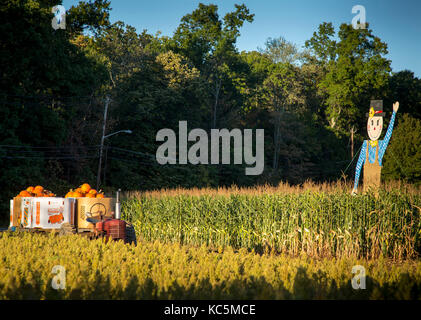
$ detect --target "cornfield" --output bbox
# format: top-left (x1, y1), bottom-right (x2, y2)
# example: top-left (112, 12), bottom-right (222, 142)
top-left (0, 232), bottom-right (420, 299)
top-left (122, 182), bottom-right (421, 260)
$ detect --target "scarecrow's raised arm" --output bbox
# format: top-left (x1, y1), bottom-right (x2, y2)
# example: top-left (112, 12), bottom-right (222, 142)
top-left (378, 101), bottom-right (399, 162)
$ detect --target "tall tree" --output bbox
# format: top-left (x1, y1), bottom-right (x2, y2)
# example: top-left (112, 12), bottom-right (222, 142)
top-left (82, 21), bottom-right (155, 92)
top-left (258, 38), bottom-right (307, 170)
top-left (305, 22), bottom-right (391, 162)
top-left (171, 3), bottom-right (254, 128)
top-left (386, 70), bottom-right (421, 119)
top-left (259, 37), bottom-right (304, 65)
top-left (263, 63), bottom-right (305, 170)
top-left (382, 114), bottom-right (421, 184)
top-left (66, 0), bottom-right (111, 37)
top-left (305, 23), bottom-right (391, 142)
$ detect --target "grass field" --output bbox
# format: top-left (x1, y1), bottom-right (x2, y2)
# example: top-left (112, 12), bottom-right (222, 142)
top-left (1, 181), bottom-right (420, 299)
top-left (0, 231), bottom-right (420, 299)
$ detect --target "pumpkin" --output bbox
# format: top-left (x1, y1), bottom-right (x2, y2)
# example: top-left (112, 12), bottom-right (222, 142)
top-left (81, 183), bottom-right (91, 193)
top-left (73, 191), bottom-right (83, 198)
top-left (34, 185), bottom-right (44, 193)
top-left (65, 189), bottom-right (75, 198)
top-left (75, 187), bottom-right (83, 194)
top-left (19, 190), bottom-right (32, 197)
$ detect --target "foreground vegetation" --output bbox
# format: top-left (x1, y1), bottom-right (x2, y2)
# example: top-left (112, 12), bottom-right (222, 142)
top-left (122, 182), bottom-right (421, 260)
top-left (0, 232), bottom-right (420, 299)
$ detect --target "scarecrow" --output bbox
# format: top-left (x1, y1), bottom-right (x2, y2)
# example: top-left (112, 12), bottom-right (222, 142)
top-left (352, 100), bottom-right (399, 195)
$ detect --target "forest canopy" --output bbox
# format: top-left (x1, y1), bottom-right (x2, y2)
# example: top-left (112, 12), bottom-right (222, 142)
top-left (1, 0), bottom-right (420, 222)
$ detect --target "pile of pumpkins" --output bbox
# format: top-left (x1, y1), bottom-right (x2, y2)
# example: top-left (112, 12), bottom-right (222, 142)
top-left (16, 185), bottom-right (55, 198)
top-left (15, 183), bottom-right (105, 198)
top-left (65, 183), bottom-right (104, 198)
top-left (65, 183), bottom-right (105, 198)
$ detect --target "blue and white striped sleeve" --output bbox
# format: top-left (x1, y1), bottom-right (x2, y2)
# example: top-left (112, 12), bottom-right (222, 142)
top-left (353, 141), bottom-right (367, 190)
top-left (379, 111), bottom-right (397, 163)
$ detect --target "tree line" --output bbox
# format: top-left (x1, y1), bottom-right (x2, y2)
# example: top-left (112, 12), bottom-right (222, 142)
top-left (1, 0), bottom-right (420, 221)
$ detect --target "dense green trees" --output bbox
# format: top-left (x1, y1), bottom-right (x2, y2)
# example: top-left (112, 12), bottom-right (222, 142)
top-left (382, 114), bottom-right (421, 184)
top-left (305, 23), bottom-right (391, 138)
top-left (170, 3), bottom-right (254, 129)
top-left (1, 1), bottom-right (420, 224)
top-left (0, 0), bottom-right (110, 217)
top-left (386, 70), bottom-right (421, 119)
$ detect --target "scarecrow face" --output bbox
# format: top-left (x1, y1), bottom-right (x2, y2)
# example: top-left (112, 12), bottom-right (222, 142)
top-left (367, 115), bottom-right (383, 141)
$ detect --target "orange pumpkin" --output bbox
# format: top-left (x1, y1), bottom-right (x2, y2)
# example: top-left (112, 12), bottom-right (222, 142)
top-left (88, 189), bottom-right (97, 195)
top-left (73, 191), bottom-right (83, 198)
top-left (26, 186), bottom-right (34, 193)
top-left (19, 190), bottom-right (32, 197)
top-left (85, 193), bottom-right (95, 198)
top-left (96, 193), bottom-right (105, 198)
top-left (81, 183), bottom-right (91, 193)
top-left (34, 185), bottom-right (44, 193)
top-left (75, 187), bottom-right (83, 194)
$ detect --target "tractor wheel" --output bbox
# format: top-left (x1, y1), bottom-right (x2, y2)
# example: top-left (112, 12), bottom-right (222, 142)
top-left (59, 223), bottom-right (76, 236)
top-left (125, 222), bottom-right (137, 245)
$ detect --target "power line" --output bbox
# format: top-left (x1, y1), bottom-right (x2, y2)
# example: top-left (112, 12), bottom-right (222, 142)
top-left (0, 145), bottom-right (100, 150)
top-left (342, 143), bottom-right (363, 175)
top-left (0, 94), bottom-right (100, 100)
top-left (0, 144), bottom-right (176, 166)
top-left (0, 155), bottom-right (98, 160)
top-left (108, 145), bottom-right (156, 157)
top-left (108, 156), bottom-right (156, 166)
top-left (0, 145), bottom-right (100, 159)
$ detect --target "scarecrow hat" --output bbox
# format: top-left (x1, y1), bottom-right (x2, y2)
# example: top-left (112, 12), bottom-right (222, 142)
top-left (366, 100), bottom-right (385, 118)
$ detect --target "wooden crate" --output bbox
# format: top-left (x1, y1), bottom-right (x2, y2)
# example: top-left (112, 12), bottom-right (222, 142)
top-left (75, 197), bottom-right (115, 230)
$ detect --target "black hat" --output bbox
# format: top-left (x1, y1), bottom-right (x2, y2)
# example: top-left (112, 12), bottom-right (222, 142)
top-left (366, 100), bottom-right (385, 117)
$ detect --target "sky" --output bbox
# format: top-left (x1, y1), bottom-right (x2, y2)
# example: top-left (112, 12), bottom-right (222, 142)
top-left (63, 0), bottom-right (421, 77)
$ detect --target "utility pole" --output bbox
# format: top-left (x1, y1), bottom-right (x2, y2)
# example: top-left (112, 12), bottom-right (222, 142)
top-left (350, 126), bottom-right (356, 159)
top-left (103, 145), bottom-right (108, 186)
top-left (97, 96), bottom-right (110, 190)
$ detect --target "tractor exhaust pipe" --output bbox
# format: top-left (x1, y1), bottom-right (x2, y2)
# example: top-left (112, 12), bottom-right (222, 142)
top-left (115, 188), bottom-right (121, 219)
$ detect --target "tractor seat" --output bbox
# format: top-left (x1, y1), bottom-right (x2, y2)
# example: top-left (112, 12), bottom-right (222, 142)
top-left (86, 217), bottom-right (102, 224)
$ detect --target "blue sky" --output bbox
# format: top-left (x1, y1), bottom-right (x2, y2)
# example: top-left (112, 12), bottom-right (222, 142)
top-left (63, 0), bottom-right (421, 77)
